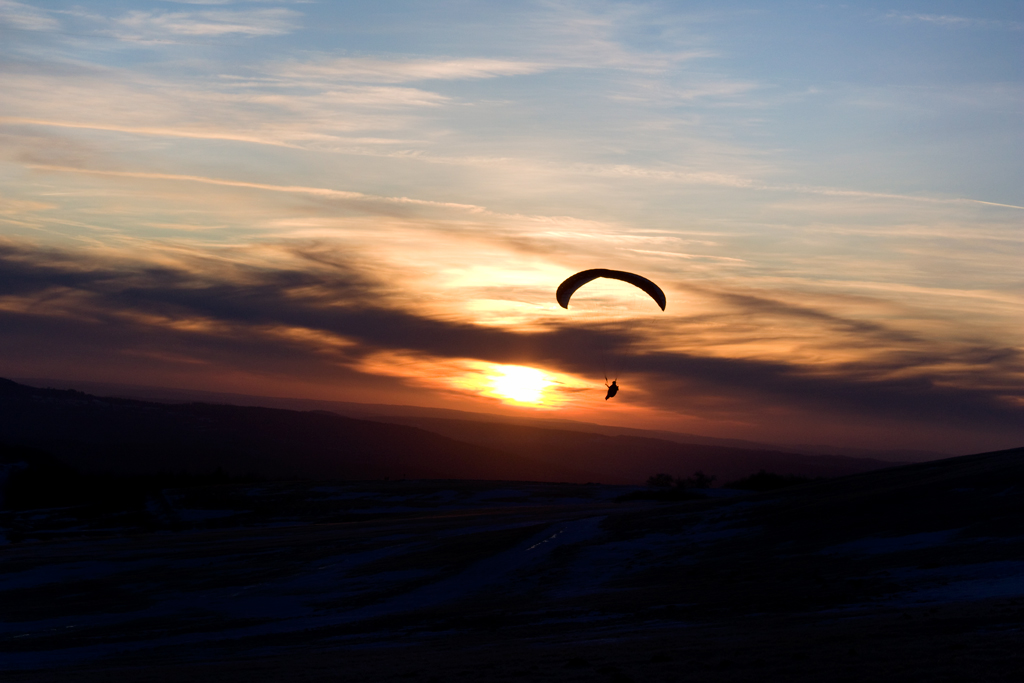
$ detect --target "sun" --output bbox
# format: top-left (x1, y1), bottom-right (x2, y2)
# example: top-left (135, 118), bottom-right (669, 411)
top-left (488, 365), bottom-right (552, 404)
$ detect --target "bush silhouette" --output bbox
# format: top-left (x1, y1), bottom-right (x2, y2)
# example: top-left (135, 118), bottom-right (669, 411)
top-left (646, 473), bottom-right (676, 487)
top-left (646, 470), bottom-right (716, 489)
top-left (683, 470), bottom-right (716, 489)
top-left (622, 470), bottom-right (719, 502)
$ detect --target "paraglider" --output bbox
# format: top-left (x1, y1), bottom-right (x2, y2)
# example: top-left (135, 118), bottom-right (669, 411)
top-left (556, 269), bottom-right (666, 400)
top-left (605, 379), bottom-right (619, 400)
top-left (556, 269), bottom-right (666, 311)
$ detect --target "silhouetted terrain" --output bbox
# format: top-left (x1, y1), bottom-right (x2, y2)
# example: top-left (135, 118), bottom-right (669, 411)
top-left (14, 377), bottom-right (949, 462)
top-left (4, 377), bottom-right (1021, 680)
top-left (380, 415), bottom-right (896, 483)
top-left (0, 379), bottom-right (894, 488)
top-left (0, 379), bottom-right (590, 484)
top-left (2, 442), bottom-right (1022, 681)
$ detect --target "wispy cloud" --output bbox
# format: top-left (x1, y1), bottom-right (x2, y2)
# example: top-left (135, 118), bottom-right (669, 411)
top-left (885, 12), bottom-right (1023, 31)
top-left (0, 66), bottom-right (446, 156)
top-left (0, 117), bottom-right (306, 149)
top-left (272, 57), bottom-right (548, 85)
top-left (112, 7), bottom-right (301, 41)
top-left (765, 184), bottom-right (1024, 211)
top-left (0, 195), bottom-right (55, 216)
top-left (526, 2), bottom-right (713, 72)
top-left (26, 164), bottom-right (488, 213)
top-left (562, 162), bottom-right (1024, 210)
top-left (0, 0), bottom-right (59, 31)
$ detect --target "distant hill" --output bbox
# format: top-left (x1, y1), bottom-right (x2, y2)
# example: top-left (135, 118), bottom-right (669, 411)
top-left (379, 415), bottom-right (900, 483)
top-left (12, 376), bottom-right (949, 462)
top-left (0, 379), bottom-right (591, 483)
top-left (2, 378), bottom-right (898, 485)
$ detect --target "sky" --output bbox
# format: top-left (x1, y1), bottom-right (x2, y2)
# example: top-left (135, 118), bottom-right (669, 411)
top-left (0, 0), bottom-right (1022, 454)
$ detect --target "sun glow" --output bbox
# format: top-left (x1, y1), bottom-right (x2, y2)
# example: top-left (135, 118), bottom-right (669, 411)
top-left (487, 365), bottom-right (552, 404)
top-left (352, 352), bottom-right (594, 408)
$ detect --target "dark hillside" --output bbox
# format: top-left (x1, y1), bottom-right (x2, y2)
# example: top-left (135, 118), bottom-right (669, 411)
top-left (15, 377), bottom-right (947, 462)
top-left (2, 445), bottom-right (1023, 681)
top-left (0, 378), bottom-right (896, 486)
top-left (0, 379), bottom-right (592, 483)
top-left (742, 444), bottom-right (1024, 548)
top-left (382, 415), bottom-right (897, 483)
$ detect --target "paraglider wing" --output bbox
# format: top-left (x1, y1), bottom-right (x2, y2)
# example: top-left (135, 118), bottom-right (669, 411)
top-left (556, 269), bottom-right (666, 311)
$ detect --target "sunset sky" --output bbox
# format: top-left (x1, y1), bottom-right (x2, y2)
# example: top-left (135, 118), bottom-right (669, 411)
top-left (1, 1), bottom-right (1021, 454)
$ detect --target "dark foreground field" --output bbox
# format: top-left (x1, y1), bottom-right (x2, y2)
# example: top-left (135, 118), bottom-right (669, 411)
top-left (3, 447), bottom-right (1024, 682)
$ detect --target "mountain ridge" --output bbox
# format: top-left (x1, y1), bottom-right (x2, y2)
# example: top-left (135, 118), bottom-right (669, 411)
top-left (11, 376), bottom-right (949, 462)
top-left (1, 378), bottom-right (906, 485)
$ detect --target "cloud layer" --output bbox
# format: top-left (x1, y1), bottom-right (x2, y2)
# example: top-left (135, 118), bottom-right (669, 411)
top-left (1, 1), bottom-right (1021, 453)
top-left (1, 237), bottom-right (1020, 453)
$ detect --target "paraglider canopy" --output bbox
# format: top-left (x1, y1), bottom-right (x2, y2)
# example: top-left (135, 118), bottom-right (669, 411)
top-left (556, 269), bottom-right (666, 311)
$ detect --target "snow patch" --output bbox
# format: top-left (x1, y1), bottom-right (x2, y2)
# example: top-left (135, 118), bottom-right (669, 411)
top-left (822, 530), bottom-right (960, 556)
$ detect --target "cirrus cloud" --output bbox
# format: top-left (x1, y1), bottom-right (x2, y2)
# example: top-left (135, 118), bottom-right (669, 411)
top-left (113, 7), bottom-right (301, 40)
top-left (0, 0), bottom-right (58, 31)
